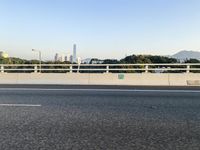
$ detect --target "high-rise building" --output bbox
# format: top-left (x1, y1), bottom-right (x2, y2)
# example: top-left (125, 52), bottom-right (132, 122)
top-left (65, 54), bottom-right (70, 62)
top-left (73, 44), bottom-right (77, 63)
top-left (70, 55), bottom-right (73, 63)
top-left (55, 53), bottom-right (59, 61)
top-left (55, 53), bottom-right (65, 62)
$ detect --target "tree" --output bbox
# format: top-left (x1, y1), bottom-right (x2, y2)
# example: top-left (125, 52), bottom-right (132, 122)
top-left (184, 59), bottom-right (200, 63)
top-left (119, 55), bottom-right (177, 64)
top-left (103, 59), bottom-right (119, 64)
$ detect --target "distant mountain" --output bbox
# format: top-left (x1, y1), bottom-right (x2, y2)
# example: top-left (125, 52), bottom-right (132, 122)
top-left (172, 50), bottom-right (200, 61)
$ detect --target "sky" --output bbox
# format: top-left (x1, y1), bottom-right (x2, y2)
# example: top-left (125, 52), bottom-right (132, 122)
top-left (0, 0), bottom-right (200, 60)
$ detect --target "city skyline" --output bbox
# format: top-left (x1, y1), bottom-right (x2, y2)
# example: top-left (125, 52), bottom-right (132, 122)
top-left (1, 0), bottom-right (200, 60)
top-left (54, 44), bottom-right (81, 64)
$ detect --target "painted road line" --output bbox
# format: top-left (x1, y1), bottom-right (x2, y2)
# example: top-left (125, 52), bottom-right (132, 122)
top-left (0, 104), bottom-right (42, 107)
top-left (0, 88), bottom-right (199, 93)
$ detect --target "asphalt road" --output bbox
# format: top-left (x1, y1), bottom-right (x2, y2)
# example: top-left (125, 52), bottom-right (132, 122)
top-left (0, 85), bottom-right (200, 150)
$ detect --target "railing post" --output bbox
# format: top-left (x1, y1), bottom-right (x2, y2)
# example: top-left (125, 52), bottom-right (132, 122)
top-left (34, 65), bottom-right (38, 73)
top-left (145, 65), bottom-right (148, 73)
top-left (106, 65), bottom-right (109, 73)
top-left (70, 65), bottom-right (73, 73)
top-left (77, 65), bottom-right (80, 73)
top-left (1, 65), bottom-right (4, 73)
top-left (186, 65), bottom-right (190, 73)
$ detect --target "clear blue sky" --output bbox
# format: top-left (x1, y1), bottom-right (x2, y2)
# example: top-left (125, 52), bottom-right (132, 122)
top-left (0, 0), bottom-right (200, 60)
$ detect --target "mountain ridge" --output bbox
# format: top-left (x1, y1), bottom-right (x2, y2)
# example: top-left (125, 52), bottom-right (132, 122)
top-left (172, 50), bottom-right (200, 60)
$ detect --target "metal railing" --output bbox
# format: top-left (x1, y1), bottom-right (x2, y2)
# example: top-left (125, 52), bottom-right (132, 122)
top-left (0, 64), bottom-right (200, 73)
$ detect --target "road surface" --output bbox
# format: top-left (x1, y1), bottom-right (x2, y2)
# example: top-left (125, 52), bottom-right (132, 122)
top-left (0, 85), bottom-right (200, 150)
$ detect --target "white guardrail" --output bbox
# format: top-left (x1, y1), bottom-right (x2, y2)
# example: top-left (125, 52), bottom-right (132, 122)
top-left (0, 64), bottom-right (200, 73)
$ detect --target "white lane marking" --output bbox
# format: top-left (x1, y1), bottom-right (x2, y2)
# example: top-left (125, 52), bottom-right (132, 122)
top-left (0, 104), bottom-right (41, 107)
top-left (0, 88), bottom-right (199, 93)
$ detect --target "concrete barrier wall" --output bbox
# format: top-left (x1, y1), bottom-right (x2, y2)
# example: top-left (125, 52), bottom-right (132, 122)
top-left (0, 73), bottom-right (199, 86)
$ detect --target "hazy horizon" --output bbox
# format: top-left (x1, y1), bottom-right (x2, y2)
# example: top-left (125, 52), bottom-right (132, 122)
top-left (2, 49), bottom-right (199, 61)
top-left (1, 0), bottom-right (200, 60)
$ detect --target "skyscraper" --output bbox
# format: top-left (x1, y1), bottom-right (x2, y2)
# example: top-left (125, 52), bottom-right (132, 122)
top-left (55, 53), bottom-right (59, 61)
top-left (55, 53), bottom-right (65, 62)
top-left (73, 44), bottom-right (77, 63)
top-left (65, 54), bottom-right (70, 62)
top-left (70, 55), bottom-right (73, 63)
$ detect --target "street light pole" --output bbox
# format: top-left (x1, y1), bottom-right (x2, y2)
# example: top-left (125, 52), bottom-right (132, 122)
top-left (32, 49), bottom-right (42, 73)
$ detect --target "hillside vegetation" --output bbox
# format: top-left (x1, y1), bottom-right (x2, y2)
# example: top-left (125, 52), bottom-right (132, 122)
top-left (0, 54), bottom-right (200, 64)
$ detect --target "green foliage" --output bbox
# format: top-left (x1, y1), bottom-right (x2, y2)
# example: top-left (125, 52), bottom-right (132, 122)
top-left (102, 59), bottom-right (119, 64)
top-left (146, 55), bottom-right (178, 63)
top-left (0, 58), bottom-right (10, 64)
top-left (0, 57), bottom-right (71, 64)
top-left (119, 55), bottom-right (178, 64)
top-left (1, 54), bottom-right (197, 65)
top-left (184, 59), bottom-right (200, 63)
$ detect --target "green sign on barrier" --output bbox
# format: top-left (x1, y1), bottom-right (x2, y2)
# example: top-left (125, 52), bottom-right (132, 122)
top-left (118, 74), bottom-right (125, 80)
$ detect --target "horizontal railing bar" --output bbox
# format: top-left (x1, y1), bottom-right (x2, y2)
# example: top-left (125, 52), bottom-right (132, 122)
top-left (2, 68), bottom-right (200, 71)
top-left (3, 69), bottom-right (35, 71)
top-left (41, 63), bottom-right (200, 66)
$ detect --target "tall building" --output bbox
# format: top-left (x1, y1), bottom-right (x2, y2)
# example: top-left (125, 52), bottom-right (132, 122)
top-left (73, 44), bottom-right (77, 63)
top-left (70, 55), bottom-right (73, 63)
top-left (55, 53), bottom-right (65, 62)
top-left (55, 53), bottom-right (59, 61)
top-left (65, 54), bottom-right (70, 62)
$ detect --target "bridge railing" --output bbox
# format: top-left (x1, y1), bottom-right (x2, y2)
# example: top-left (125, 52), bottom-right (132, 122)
top-left (0, 64), bottom-right (200, 73)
